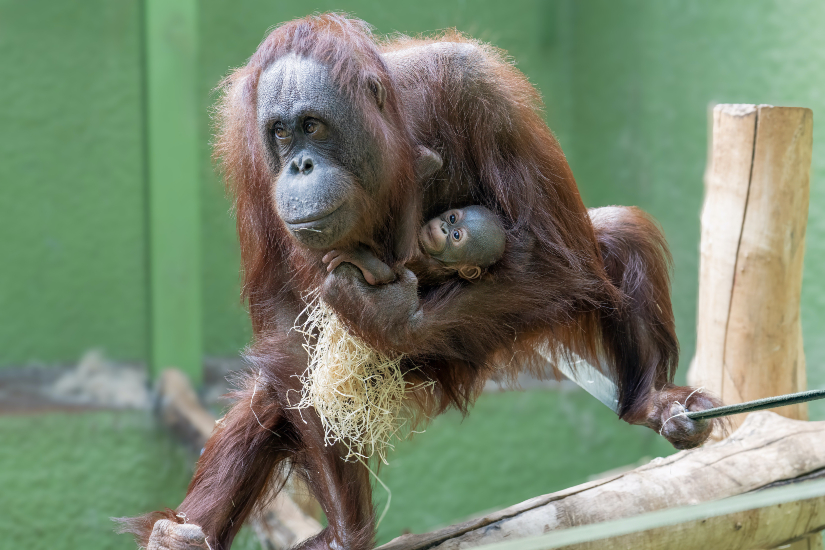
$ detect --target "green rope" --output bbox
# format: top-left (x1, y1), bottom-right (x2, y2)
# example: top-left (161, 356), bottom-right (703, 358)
top-left (685, 388), bottom-right (825, 421)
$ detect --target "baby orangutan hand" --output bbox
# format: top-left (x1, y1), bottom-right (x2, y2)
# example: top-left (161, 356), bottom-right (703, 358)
top-left (322, 246), bottom-right (396, 286)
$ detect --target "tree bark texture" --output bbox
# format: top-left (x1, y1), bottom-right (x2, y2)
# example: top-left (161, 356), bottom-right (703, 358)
top-left (688, 104), bottom-right (813, 430)
top-left (377, 412), bottom-right (825, 550)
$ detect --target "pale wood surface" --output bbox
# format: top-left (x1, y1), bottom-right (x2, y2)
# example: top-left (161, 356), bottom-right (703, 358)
top-left (541, 494), bottom-right (825, 550)
top-left (377, 412), bottom-right (825, 550)
top-left (157, 368), bottom-right (217, 448)
top-left (467, 480), bottom-right (825, 550)
top-left (156, 369), bottom-right (323, 549)
top-left (688, 104), bottom-right (813, 431)
top-left (787, 534), bottom-right (825, 550)
top-left (690, 104), bottom-right (758, 402)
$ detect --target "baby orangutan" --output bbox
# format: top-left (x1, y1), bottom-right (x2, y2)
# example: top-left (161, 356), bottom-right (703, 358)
top-left (323, 205), bottom-right (507, 285)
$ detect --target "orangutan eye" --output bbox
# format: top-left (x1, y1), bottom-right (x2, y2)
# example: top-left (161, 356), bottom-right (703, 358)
top-left (272, 123), bottom-right (289, 139)
top-left (449, 214), bottom-right (456, 224)
top-left (302, 118), bottom-right (328, 140)
top-left (453, 230), bottom-right (461, 241)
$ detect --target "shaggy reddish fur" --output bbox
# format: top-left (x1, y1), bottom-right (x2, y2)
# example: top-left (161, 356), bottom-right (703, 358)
top-left (118, 14), bottom-right (719, 550)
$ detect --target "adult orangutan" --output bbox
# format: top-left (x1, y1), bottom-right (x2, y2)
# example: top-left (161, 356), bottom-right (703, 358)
top-left (120, 14), bottom-right (720, 550)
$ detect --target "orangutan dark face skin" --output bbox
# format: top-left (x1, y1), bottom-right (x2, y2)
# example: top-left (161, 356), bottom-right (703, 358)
top-left (257, 54), bottom-right (386, 249)
top-left (419, 205), bottom-right (506, 270)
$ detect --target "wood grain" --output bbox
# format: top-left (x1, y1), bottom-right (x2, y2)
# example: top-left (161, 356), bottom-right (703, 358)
top-left (688, 104), bottom-right (813, 431)
top-left (377, 412), bottom-right (825, 550)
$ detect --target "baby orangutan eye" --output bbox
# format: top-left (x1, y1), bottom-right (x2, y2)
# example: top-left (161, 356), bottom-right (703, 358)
top-left (453, 230), bottom-right (461, 240)
top-left (449, 214), bottom-right (456, 224)
top-left (304, 119), bottom-right (318, 134)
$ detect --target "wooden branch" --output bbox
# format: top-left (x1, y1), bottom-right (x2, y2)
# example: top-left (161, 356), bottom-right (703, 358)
top-left (156, 369), bottom-right (323, 549)
top-left (689, 104), bottom-right (814, 429)
top-left (377, 412), bottom-right (825, 550)
top-left (472, 480), bottom-right (825, 550)
top-left (157, 369), bottom-right (216, 450)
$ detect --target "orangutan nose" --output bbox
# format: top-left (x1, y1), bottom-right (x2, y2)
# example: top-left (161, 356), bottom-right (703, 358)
top-left (440, 221), bottom-right (449, 234)
top-left (291, 155), bottom-right (314, 175)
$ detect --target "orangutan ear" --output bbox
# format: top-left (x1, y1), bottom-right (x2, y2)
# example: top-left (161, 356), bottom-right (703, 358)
top-left (458, 265), bottom-right (482, 280)
top-left (368, 76), bottom-right (386, 110)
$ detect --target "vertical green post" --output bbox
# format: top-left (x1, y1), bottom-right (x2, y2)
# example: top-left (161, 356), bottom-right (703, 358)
top-left (144, 0), bottom-right (202, 383)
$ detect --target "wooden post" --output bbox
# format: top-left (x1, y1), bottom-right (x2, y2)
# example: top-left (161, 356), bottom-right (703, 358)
top-left (688, 104), bottom-right (813, 432)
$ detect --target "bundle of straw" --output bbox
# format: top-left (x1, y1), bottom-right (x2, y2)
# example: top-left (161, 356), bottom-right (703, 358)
top-left (292, 293), bottom-right (432, 464)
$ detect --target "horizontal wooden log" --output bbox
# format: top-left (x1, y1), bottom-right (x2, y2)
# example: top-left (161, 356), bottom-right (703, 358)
top-left (378, 412), bottom-right (825, 550)
top-left (478, 479), bottom-right (825, 550)
top-left (156, 369), bottom-right (323, 549)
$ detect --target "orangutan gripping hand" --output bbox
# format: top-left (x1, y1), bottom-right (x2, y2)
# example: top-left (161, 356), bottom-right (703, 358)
top-left (323, 245), bottom-right (397, 285)
top-left (323, 205), bottom-right (507, 286)
top-left (643, 386), bottom-right (720, 450)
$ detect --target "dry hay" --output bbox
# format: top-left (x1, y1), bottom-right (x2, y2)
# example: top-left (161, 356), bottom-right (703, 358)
top-left (291, 292), bottom-right (433, 464)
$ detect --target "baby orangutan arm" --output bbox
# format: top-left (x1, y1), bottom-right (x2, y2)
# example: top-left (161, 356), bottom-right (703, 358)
top-left (323, 246), bottom-right (397, 286)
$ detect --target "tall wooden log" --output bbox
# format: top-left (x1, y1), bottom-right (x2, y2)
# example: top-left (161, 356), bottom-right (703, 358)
top-left (688, 104), bottom-right (813, 431)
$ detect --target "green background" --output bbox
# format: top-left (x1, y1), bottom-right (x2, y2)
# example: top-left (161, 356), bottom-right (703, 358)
top-left (2, 0), bottom-right (824, 548)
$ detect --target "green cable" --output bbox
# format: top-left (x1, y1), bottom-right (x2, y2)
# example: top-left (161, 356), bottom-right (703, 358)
top-left (685, 388), bottom-right (825, 421)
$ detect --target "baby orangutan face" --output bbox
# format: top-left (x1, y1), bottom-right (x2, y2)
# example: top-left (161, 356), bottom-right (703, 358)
top-left (419, 205), bottom-right (507, 279)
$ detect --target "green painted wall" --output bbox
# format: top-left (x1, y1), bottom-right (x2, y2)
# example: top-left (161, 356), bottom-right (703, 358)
top-left (5, 4), bottom-right (825, 549)
top-left (0, 0), bottom-right (562, 365)
top-left (0, 1), bottom-right (148, 365)
top-left (145, 0), bottom-right (204, 381)
top-left (4, 2), bottom-right (822, 412)
top-left (565, 0), bottom-right (825, 419)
